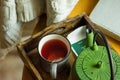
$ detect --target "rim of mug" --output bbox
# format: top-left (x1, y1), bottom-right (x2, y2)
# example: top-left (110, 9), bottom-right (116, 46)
top-left (38, 33), bottom-right (71, 63)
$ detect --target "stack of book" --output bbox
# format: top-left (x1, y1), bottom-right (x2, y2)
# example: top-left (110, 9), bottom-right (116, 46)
top-left (90, 0), bottom-right (120, 54)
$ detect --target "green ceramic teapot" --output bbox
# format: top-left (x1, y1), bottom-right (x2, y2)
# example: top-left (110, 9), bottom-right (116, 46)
top-left (72, 29), bottom-right (120, 80)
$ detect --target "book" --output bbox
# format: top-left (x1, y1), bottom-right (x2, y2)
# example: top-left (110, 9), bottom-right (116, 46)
top-left (90, 0), bottom-right (120, 41)
top-left (67, 26), bottom-right (86, 56)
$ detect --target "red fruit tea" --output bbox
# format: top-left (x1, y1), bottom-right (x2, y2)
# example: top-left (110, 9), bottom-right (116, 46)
top-left (41, 39), bottom-right (68, 62)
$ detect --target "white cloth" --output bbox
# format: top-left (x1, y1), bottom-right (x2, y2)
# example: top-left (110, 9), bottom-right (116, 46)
top-left (0, 0), bottom-right (78, 59)
top-left (0, 0), bottom-right (21, 48)
top-left (46, 0), bottom-right (78, 26)
top-left (0, 0), bottom-right (22, 60)
top-left (16, 0), bottom-right (45, 22)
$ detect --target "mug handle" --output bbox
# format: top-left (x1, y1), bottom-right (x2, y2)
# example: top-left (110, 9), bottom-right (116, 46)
top-left (50, 63), bottom-right (57, 79)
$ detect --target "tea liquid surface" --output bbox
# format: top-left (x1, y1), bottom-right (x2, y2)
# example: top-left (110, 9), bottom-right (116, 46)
top-left (41, 39), bottom-right (68, 62)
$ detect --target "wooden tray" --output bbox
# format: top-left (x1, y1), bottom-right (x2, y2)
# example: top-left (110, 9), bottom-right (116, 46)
top-left (17, 13), bottom-right (102, 80)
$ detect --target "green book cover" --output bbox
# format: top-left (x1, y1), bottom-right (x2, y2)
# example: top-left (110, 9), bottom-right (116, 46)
top-left (67, 25), bottom-right (86, 56)
top-left (71, 38), bottom-right (86, 55)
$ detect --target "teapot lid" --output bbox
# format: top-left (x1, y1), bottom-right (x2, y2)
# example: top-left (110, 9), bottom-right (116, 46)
top-left (75, 46), bottom-right (120, 80)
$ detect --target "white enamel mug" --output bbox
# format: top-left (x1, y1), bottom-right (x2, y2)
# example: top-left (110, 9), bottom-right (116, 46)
top-left (38, 34), bottom-right (71, 79)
